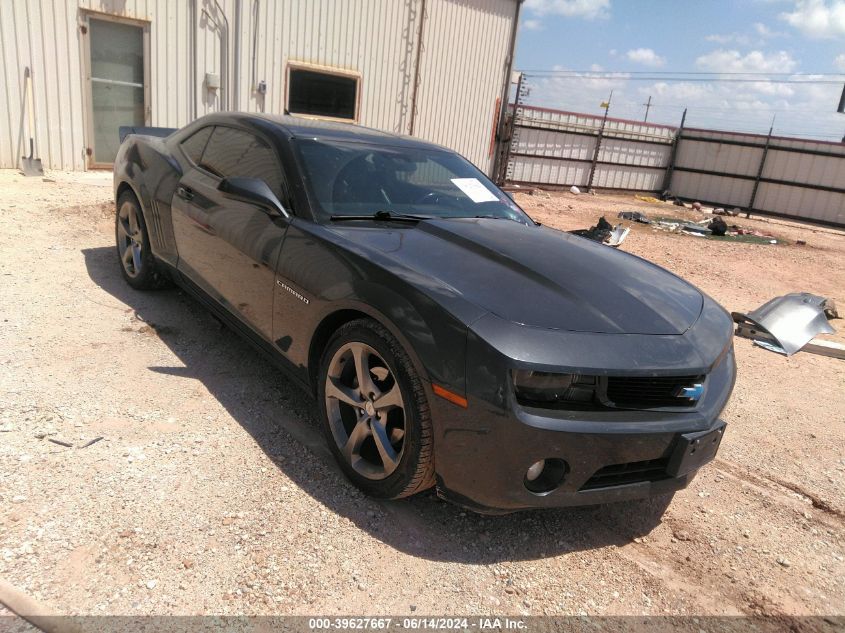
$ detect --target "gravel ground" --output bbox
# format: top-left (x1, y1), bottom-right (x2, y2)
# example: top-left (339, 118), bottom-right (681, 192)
top-left (0, 171), bottom-right (843, 622)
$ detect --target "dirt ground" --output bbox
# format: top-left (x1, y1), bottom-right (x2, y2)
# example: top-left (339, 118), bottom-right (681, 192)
top-left (0, 170), bottom-right (843, 625)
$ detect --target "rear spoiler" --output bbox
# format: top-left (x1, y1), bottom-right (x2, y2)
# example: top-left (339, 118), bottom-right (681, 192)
top-left (118, 126), bottom-right (178, 143)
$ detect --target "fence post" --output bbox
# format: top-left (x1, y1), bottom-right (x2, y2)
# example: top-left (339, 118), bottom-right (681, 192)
top-left (747, 124), bottom-right (773, 218)
top-left (587, 94), bottom-right (611, 192)
top-left (661, 108), bottom-right (686, 193)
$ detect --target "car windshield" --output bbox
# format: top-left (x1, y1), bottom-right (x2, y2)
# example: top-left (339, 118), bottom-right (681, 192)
top-left (294, 139), bottom-right (531, 224)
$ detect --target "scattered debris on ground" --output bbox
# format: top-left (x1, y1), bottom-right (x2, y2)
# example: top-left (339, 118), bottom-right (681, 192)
top-left (708, 217), bottom-right (728, 236)
top-left (651, 216), bottom-right (781, 244)
top-left (617, 210), bottom-right (650, 224)
top-left (570, 216), bottom-right (629, 247)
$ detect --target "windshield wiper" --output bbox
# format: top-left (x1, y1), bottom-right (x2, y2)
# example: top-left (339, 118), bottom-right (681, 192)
top-left (329, 210), bottom-right (433, 223)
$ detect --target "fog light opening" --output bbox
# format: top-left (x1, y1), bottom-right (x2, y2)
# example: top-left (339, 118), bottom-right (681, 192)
top-left (524, 458), bottom-right (568, 495)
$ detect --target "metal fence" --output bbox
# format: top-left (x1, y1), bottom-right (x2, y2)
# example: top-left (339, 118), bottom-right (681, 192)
top-left (500, 104), bottom-right (845, 228)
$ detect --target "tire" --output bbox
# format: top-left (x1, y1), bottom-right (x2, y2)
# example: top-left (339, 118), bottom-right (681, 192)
top-left (115, 190), bottom-right (169, 290)
top-left (317, 318), bottom-right (435, 499)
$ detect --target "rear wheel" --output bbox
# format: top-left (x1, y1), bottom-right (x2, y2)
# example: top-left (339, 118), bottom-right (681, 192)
top-left (317, 319), bottom-right (435, 499)
top-left (115, 190), bottom-right (169, 290)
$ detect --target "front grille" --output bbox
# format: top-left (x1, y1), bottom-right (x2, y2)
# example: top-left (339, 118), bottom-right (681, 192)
top-left (605, 375), bottom-right (703, 409)
top-left (580, 458), bottom-right (670, 491)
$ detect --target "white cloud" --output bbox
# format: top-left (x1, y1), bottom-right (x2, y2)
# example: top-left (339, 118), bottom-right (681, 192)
top-left (523, 0), bottom-right (611, 20)
top-left (527, 67), bottom-right (629, 117)
top-left (695, 49), bottom-right (798, 73)
top-left (753, 22), bottom-right (786, 37)
top-left (522, 18), bottom-right (543, 30)
top-left (705, 23), bottom-right (785, 47)
top-left (779, 0), bottom-right (845, 38)
top-left (835, 53), bottom-right (845, 69)
top-left (524, 63), bottom-right (844, 140)
top-left (705, 33), bottom-right (752, 45)
top-left (625, 48), bottom-right (666, 67)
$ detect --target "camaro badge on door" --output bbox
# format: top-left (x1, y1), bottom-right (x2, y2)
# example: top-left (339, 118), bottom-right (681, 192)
top-left (276, 279), bottom-right (310, 304)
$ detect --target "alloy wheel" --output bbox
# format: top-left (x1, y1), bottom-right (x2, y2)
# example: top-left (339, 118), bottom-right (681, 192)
top-left (324, 342), bottom-right (406, 480)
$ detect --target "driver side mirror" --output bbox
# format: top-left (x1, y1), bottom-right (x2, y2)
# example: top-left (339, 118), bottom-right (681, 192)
top-left (218, 177), bottom-right (289, 218)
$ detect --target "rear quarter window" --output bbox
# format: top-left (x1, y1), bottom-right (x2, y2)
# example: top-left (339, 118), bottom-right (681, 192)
top-left (200, 126), bottom-right (286, 200)
top-left (180, 126), bottom-right (213, 164)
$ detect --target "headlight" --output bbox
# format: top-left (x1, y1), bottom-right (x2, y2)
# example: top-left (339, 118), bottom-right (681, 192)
top-left (512, 370), bottom-right (598, 406)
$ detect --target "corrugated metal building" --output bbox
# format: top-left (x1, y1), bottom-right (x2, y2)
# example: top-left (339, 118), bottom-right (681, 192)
top-left (0, 0), bottom-right (520, 174)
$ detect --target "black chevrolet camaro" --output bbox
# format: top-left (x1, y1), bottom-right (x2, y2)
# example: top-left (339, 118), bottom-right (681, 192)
top-left (113, 113), bottom-right (736, 513)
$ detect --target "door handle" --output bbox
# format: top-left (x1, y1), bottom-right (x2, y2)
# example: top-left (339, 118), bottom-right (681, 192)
top-left (176, 185), bottom-right (194, 201)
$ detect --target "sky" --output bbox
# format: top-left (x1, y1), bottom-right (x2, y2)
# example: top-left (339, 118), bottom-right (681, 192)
top-left (513, 0), bottom-right (845, 140)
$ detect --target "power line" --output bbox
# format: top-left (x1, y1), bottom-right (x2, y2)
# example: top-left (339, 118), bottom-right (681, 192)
top-left (649, 103), bottom-right (835, 112)
top-left (569, 99), bottom-right (842, 114)
top-left (522, 69), bottom-right (845, 77)
top-left (528, 74), bottom-right (844, 84)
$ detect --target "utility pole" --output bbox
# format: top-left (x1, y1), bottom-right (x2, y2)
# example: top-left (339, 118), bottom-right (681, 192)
top-left (748, 116), bottom-right (775, 217)
top-left (661, 107), bottom-right (686, 193)
top-left (643, 95), bottom-right (652, 122)
top-left (587, 90), bottom-right (612, 192)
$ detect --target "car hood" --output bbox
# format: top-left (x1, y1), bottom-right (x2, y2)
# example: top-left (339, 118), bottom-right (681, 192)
top-left (328, 218), bottom-right (703, 335)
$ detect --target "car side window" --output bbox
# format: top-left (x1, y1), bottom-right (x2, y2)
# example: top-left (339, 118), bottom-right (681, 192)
top-left (180, 126), bottom-right (213, 165)
top-left (199, 126), bottom-right (287, 203)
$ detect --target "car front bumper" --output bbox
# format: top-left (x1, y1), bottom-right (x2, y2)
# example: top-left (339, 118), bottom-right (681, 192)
top-left (430, 306), bottom-right (736, 514)
top-left (432, 404), bottom-right (727, 514)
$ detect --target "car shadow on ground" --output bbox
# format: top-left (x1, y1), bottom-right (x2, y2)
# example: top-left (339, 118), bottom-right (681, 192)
top-left (82, 246), bottom-right (671, 563)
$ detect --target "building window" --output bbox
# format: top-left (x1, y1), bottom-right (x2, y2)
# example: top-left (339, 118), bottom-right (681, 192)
top-left (287, 66), bottom-right (358, 121)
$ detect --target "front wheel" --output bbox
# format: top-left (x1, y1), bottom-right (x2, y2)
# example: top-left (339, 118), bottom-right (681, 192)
top-left (317, 319), bottom-right (435, 499)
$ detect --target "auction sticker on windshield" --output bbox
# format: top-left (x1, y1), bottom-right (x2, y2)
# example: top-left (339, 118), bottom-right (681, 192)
top-left (451, 178), bottom-right (499, 203)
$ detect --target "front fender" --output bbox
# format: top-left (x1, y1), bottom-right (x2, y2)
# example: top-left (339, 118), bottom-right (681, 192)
top-left (274, 222), bottom-right (472, 396)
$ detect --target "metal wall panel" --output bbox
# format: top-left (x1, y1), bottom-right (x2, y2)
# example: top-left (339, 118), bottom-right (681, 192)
top-left (674, 138), bottom-right (762, 178)
top-left (764, 148), bottom-right (845, 190)
top-left (0, 0), bottom-right (518, 172)
top-left (593, 164), bottom-right (666, 190)
top-left (508, 156), bottom-right (590, 187)
top-left (514, 127), bottom-right (596, 161)
top-left (1, 0), bottom-right (197, 170)
top-left (507, 105), bottom-right (674, 191)
top-left (1, 0), bottom-right (89, 170)
top-left (671, 171), bottom-right (754, 209)
top-left (670, 128), bottom-right (845, 224)
top-left (505, 105), bottom-right (844, 226)
top-left (412, 0), bottom-right (516, 173)
top-left (754, 183), bottom-right (845, 226)
top-left (241, 0), bottom-right (419, 132)
top-left (598, 138), bottom-right (669, 168)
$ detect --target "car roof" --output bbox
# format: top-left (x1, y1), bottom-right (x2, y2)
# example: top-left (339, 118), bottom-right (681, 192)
top-left (244, 112), bottom-right (449, 151)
